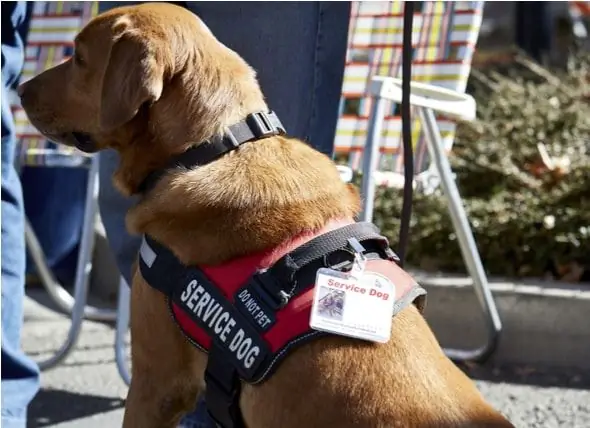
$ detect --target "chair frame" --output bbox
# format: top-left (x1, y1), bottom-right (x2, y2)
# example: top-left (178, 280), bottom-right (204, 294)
top-left (21, 153), bottom-right (118, 370)
top-left (360, 76), bottom-right (502, 362)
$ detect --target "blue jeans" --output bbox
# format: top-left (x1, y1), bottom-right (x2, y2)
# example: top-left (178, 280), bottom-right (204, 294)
top-left (97, 2), bottom-right (351, 427)
top-left (1, 2), bottom-right (41, 427)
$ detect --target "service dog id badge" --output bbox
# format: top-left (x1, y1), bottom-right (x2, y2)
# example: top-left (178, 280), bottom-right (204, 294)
top-left (310, 265), bottom-right (396, 344)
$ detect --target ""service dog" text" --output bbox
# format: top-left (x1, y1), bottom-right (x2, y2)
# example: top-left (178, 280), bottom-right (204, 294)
top-left (327, 278), bottom-right (390, 300)
top-left (180, 280), bottom-right (261, 370)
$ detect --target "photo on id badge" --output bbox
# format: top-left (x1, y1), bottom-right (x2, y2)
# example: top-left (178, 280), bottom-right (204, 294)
top-left (317, 286), bottom-right (346, 321)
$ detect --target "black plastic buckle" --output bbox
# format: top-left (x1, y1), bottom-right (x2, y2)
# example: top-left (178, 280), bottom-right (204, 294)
top-left (246, 112), bottom-right (277, 139)
top-left (385, 247), bottom-right (400, 263)
top-left (371, 236), bottom-right (400, 263)
top-left (250, 273), bottom-right (291, 310)
top-left (223, 133), bottom-right (241, 150)
top-left (347, 237), bottom-right (367, 254)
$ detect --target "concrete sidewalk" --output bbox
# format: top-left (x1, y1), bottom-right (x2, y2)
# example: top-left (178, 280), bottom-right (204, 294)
top-left (22, 276), bottom-right (590, 428)
top-left (19, 219), bottom-right (590, 427)
top-left (413, 273), bottom-right (590, 370)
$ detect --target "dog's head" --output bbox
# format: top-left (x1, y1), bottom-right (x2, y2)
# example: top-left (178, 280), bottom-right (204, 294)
top-left (19, 3), bottom-right (267, 195)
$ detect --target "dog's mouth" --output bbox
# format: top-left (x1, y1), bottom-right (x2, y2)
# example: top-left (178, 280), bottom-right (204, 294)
top-left (40, 130), bottom-right (99, 154)
top-left (71, 132), bottom-right (99, 153)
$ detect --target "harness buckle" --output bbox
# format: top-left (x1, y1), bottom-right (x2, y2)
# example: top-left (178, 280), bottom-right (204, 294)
top-left (385, 247), bottom-right (401, 263)
top-left (225, 132), bottom-right (240, 149)
top-left (246, 112), bottom-right (278, 138)
top-left (251, 273), bottom-right (291, 310)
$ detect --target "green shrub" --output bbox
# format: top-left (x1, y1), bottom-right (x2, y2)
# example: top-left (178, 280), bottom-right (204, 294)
top-left (366, 54), bottom-right (590, 278)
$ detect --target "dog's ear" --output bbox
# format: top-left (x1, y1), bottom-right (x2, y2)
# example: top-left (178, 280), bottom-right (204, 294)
top-left (100, 32), bottom-right (165, 131)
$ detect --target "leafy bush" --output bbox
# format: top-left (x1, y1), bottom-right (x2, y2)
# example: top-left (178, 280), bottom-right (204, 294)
top-left (365, 54), bottom-right (590, 279)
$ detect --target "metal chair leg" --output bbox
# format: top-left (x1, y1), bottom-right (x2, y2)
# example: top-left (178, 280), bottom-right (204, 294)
top-left (25, 156), bottom-right (118, 324)
top-left (25, 222), bottom-right (118, 323)
top-left (418, 106), bottom-right (502, 362)
top-left (25, 155), bottom-right (116, 369)
top-left (360, 96), bottom-right (387, 222)
top-left (115, 276), bottom-right (131, 386)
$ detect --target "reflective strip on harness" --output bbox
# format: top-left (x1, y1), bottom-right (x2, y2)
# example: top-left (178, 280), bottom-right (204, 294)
top-left (140, 236), bottom-right (157, 268)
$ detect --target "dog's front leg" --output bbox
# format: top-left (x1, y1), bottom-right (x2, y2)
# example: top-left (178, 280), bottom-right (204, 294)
top-left (123, 373), bottom-right (201, 428)
top-left (122, 278), bottom-right (207, 428)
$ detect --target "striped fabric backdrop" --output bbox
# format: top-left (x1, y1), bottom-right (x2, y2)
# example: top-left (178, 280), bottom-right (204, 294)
top-left (12, 1), bottom-right (483, 175)
top-left (336, 1), bottom-right (484, 175)
top-left (570, 1), bottom-right (590, 16)
top-left (569, 0), bottom-right (590, 40)
top-left (12, 1), bottom-right (98, 166)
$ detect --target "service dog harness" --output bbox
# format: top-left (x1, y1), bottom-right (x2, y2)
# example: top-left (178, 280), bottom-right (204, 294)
top-left (137, 111), bottom-right (427, 428)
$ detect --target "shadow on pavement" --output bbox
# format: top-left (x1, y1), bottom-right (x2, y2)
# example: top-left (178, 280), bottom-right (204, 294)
top-left (458, 361), bottom-right (590, 390)
top-left (26, 343), bottom-right (120, 358)
top-left (27, 388), bottom-right (124, 428)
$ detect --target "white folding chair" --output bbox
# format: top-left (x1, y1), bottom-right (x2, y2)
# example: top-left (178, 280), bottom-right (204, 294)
top-left (360, 77), bottom-right (502, 361)
top-left (337, 1), bottom-right (502, 361)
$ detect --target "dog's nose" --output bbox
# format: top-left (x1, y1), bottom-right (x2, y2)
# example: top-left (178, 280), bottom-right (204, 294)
top-left (17, 82), bottom-right (27, 97)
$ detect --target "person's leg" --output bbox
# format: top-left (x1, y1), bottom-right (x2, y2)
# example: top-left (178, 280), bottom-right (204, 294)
top-left (515, 1), bottom-right (552, 63)
top-left (185, 1), bottom-right (350, 157)
top-left (1, 2), bottom-right (40, 427)
top-left (96, 2), bottom-right (350, 426)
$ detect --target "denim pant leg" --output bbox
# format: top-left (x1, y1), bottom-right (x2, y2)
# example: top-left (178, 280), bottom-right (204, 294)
top-left (1, 2), bottom-right (41, 427)
top-left (184, 2), bottom-right (351, 157)
top-left (97, 3), bottom-right (350, 427)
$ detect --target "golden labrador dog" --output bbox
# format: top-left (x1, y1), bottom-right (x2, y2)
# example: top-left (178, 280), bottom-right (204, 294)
top-left (19, 3), bottom-right (514, 427)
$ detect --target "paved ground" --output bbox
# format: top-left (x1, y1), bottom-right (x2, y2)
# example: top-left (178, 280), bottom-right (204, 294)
top-left (23, 289), bottom-right (590, 428)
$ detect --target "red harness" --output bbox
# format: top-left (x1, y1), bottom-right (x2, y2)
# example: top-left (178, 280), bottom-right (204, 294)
top-left (139, 220), bottom-right (426, 427)
top-left (171, 219), bottom-right (354, 356)
top-left (140, 220), bottom-right (426, 382)
top-left (172, 252), bottom-right (426, 354)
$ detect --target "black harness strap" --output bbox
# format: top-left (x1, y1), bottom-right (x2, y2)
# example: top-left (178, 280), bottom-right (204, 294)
top-left (140, 222), bottom-right (392, 301)
top-left (138, 111), bottom-right (286, 194)
top-left (273, 222), bottom-right (398, 273)
top-left (206, 345), bottom-right (245, 428)
top-left (242, 222), bottom-right (398, 312)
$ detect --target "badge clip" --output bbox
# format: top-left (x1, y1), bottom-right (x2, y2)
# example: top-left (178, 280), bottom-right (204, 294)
top-left (347, 238), bottom-right (366, 280)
